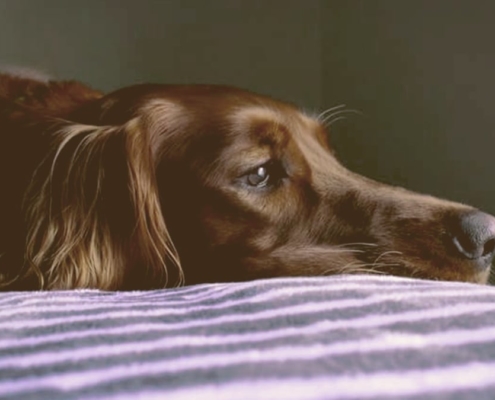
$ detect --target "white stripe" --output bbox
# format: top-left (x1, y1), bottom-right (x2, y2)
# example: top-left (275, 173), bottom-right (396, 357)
top-left (0, 274), bottom-right (452, 306)
top-left (0, 293), bottom-right (42, 306)
top-left (3, 317), bottom-right (495, 370)
top-left (0, 282), bottom-right (470, 318)
top-left (0, 274), bottom-right (471, 309)
top-left (3, 286), bottom-right (495, 331)
top-left (0, 323), bottom-right (179, 350)
top-left (0, 278), bottom-right (372, 307)
top-left (99, 363), bottom-right (495, 400)
top-left (1, 329), bottom-right (495, 395)
top-left (3, 294), bottom-right (494, 351)
top-left (0, 284), bottom-right (226, 305)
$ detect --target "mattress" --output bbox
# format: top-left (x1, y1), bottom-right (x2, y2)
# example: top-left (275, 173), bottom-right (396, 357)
top-left (1, 275), bottom-right (495, 399)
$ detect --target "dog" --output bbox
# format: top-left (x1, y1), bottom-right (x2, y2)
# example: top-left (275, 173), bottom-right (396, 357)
top-left (1, 73), bottom-right (495, 290)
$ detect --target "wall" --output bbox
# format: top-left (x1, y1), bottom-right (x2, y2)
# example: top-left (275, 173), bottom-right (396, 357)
top-left (321, 1), bottom-right (495, 214)
top-left (0, 0), bottom-right (321, 110)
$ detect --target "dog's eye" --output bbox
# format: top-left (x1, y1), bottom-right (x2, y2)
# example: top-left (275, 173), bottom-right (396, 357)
top-left (247, 166), bottom-right (269, 187)
top-left (244, 161), bottom-right (286, 189)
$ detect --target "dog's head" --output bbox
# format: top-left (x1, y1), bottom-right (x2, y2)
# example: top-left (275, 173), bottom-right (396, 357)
top-left (6, 83), bottom-right (495, 289)
top-left (60, 84), bottom-right (494, 287)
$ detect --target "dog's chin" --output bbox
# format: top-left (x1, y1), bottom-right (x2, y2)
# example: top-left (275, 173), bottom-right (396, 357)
top-left (350, 249), bottom-right (491, 284)
top-left (385, 261), bottom-right (491, 284)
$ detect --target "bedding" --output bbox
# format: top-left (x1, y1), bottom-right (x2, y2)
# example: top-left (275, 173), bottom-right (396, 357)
top-left (1, 274), bottom-right (495, 399)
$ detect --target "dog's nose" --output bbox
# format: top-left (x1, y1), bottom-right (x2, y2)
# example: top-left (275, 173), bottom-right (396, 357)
top-left (451, 211), bottom-right (495, 265)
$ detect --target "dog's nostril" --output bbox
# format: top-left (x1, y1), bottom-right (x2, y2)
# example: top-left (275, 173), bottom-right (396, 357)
top-left (483, 238), bottom-right (495, 257)
top-left (451, 211), bottom-right (495, 263)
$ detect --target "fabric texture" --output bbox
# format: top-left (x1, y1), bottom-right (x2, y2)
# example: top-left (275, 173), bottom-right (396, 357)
top-left (1, 275), bottom-right (495, 399)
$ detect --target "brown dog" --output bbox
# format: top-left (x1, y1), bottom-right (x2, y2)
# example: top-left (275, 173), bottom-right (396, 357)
top-left (1, 74), bottom-right (494, 290)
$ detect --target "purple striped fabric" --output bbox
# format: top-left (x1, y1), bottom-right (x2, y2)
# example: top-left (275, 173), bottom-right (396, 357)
top-left (1, 275), bottom-right (495, 399)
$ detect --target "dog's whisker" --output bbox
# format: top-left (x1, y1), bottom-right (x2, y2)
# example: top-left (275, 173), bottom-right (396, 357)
top-left (357, 268), bottom-right (387, 275)
top-left (336, 242), bottom-right (378, 248)
top-left (320, 111), bottom-right (348, 124)
top-left (365, 261), bottom-right (402, 271)
top-left (320, 109), bottom-right (363, 125)
top-left (316, 104), bottom-right (346, 120)
top-left (329, 261), bottom-right (382, 276)
top-left (307, 247), bottom-right (365, 255)
top-left (373, 250), bottom-right (403, 265)
top-left (350, 264), bottom-right (388, 275)
top-left (324, 116), bottom-right (348, 127)
top-left (337, 262), bottom-right (388, 276)
top-left (328, 257), bottom-right (406, 277)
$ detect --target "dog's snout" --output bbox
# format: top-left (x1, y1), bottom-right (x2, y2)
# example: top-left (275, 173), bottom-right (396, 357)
top-left (451, 211), bottom-right (495, 265)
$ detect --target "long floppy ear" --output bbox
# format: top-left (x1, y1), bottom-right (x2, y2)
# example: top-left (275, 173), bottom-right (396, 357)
top-left (24, 118), bottom-right (183, 289)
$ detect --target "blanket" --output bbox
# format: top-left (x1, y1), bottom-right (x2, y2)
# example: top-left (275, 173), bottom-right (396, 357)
top-left (1, 275), bottom-right (495, 399)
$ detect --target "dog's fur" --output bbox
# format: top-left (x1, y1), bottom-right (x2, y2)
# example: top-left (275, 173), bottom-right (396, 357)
top-left (0, 73), bottom-right (493, 290)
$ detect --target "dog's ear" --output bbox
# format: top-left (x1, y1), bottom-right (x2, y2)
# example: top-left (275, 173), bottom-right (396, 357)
top-left (23, 118), bottom-right (183, 289)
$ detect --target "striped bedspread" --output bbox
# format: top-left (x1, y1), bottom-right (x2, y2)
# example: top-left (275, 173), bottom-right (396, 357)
top-left (1, 275), bottom-right (495, 399)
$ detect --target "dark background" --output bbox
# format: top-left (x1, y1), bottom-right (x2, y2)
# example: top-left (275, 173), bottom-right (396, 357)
top-left (1, 0), bottom-right (494, 214)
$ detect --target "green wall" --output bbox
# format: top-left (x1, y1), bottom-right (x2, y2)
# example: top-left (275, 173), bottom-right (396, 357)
top-left (322, 1), bottom-right (495, 214)
top-left (0, 0), bottom-right (321, 110)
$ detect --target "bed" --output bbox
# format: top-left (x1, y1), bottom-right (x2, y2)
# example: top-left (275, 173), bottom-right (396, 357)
top-left (1, 274), bottom-right (495, 399)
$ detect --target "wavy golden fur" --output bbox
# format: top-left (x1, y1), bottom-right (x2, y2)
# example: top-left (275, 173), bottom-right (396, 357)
top-left (0, 76), bottom-right (181, 289)
top-left (1, 73), bottom-right (495, 290)
top-left (23, 120), bottom-right (181, 289)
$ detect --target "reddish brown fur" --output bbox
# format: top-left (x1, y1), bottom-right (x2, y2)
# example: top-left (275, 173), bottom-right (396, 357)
top-left (0, 73), bottom-right (102, 116)
top-left (0, 74), bottom-right (493, 290)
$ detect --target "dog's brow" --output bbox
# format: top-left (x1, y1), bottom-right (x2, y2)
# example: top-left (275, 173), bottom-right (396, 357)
top-left (140, 99), bottom-right (191, 158)
top-left (141, 99), bottom-right (190, 133)
top-left (230, 106), bottom-right (284, 130)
